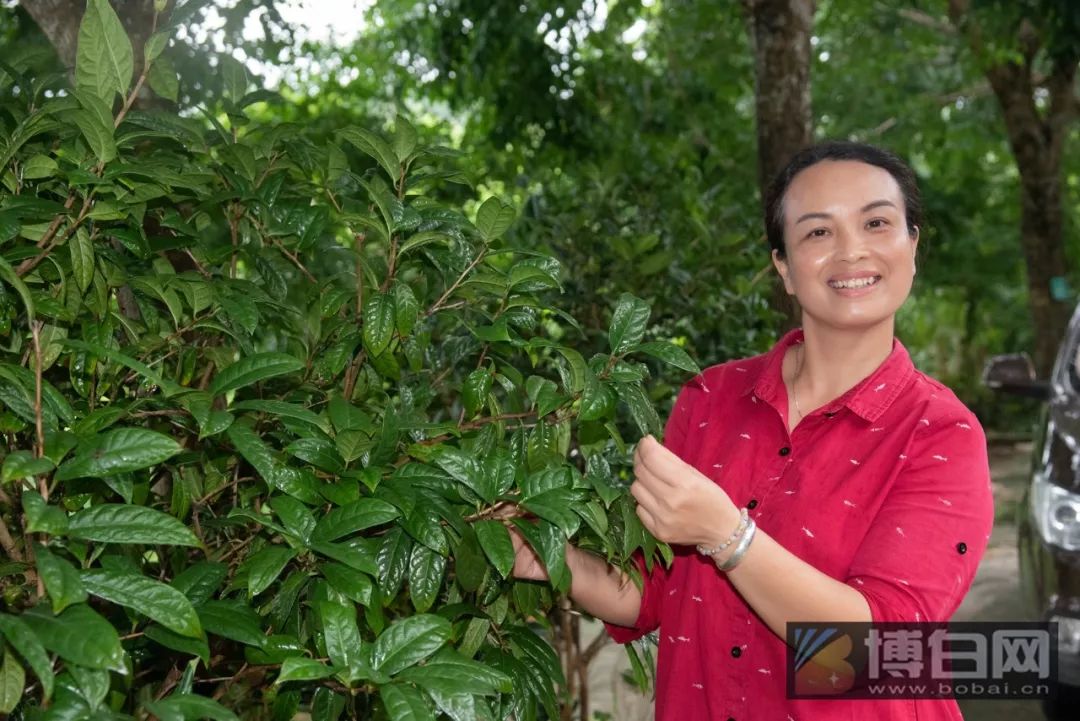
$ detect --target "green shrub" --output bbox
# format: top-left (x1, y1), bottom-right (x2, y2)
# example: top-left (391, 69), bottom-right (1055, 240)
top-left (0, 2), bottom-right (696, 719)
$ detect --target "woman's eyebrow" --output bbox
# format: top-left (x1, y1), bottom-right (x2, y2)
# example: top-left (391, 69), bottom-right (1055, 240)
top-left (794, 199), bottom-right (897, 225)
top-left (861, 199), bottom-right (897, 213)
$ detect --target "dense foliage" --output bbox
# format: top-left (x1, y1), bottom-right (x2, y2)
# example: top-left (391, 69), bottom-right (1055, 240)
top-left (0, 2), bottom-right (700, 718)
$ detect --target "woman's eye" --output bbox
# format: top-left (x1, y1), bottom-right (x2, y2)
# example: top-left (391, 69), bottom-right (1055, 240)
top-left (807, 228), bottom-right (829, 239)
top-left (867, 218), bottom-right (889, 230)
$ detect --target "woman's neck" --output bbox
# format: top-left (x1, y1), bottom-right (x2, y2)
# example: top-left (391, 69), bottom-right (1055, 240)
top-left (795, 318), bottom-right (896, 404)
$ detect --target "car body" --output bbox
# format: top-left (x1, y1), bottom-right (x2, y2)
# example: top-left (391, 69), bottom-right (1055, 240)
top-left (984, 304), bottom-right (1080, 718)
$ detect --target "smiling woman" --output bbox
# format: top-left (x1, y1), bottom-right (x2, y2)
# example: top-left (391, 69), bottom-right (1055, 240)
top-left (511, 141), bottom-right (995, 721)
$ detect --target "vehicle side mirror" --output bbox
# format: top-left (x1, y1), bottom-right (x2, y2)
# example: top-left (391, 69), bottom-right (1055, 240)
top-left (982, 353), bottom-right (1050, 400)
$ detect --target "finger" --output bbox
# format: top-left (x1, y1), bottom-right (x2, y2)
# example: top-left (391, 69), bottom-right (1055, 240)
top-left (635, 503), bottom-right (658, 536)
top-left (637, 435), bottom-right (692, 485)
top-left (630, 479), bottom-right (659, 512)
top-left (634, 452), bottom-right (674, 492)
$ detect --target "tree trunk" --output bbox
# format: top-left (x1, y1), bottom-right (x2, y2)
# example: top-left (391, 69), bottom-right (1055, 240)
top-left (742, 0), bottom-right (816, 328)
top-left (949, 1), bottom-right (1076, 377)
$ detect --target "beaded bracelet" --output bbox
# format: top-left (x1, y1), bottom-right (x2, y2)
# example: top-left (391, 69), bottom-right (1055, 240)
top-left (717, 517), bottom-right (757, 572)
top-left (695, 507), bottom-right (749, 557)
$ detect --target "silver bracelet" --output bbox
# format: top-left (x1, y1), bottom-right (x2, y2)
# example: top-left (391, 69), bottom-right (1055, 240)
top-left (717, 517), bottom-right (757, 572)
top-left (696, 507), bottom-right (749, 557)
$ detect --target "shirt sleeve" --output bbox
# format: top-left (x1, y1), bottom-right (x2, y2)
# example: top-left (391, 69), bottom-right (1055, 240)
top-left (604, 372), bottom-right (702, 643)
top-left (845, 410), bottom-right (995, 623)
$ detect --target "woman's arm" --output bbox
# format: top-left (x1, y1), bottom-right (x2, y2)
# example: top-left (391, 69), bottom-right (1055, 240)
top-left (510, 528), bottom-right (643, 627)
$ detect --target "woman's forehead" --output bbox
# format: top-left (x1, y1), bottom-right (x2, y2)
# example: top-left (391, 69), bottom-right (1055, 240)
top-left (784, 160), bottom-right (904, 217)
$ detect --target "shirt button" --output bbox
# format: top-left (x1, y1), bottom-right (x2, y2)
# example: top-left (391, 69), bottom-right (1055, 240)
top-left (778, 446), bottom-right (791, 456)
top-left (727, 718), bottom-right (737, 721)
top-left (956, 542), bottom-right (967, 554)
top-left (747, 499), bottom-right (759, 510)
top-left (731, 646), bottom-right (742, 658)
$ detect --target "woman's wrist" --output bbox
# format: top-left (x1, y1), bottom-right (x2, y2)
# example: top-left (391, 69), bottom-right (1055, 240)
top-left (698, 492), bottom-right (744, 549)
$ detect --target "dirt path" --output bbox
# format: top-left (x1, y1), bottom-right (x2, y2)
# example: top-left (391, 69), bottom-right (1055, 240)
top-left (584, 442), bottom-right (1046, 720)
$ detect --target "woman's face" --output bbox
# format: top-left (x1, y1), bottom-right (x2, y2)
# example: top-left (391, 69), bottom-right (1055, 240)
top-left (771, 160), bottom-right (918, 332)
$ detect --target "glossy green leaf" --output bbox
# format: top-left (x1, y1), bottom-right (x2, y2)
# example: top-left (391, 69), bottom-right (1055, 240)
top-left (0, 649), bottom-right (24, 715)
top-left (0, 255), bottom-right (35, 320)
top-left (144, 693), bottom-right (239, 721)
top-left (22, 490), bottom-right (67, 535)
top-left (56, 427), bottom-right (181, 480)
top-left (615, 382), bottom-right (662, 437)
top-left (408, 544), bottom-right (445, 613)
top-left (380, 682), bottom-right (435, 721)
top-left (608, 293), bottom-right (651, 356)
top-left (311, 498), bottom-right (400, 543)
top-left (474, 520), bottom-right (514, 579)
top-left (371, 614), bottom-right (451, 676)
top-left (2, 451), bottom-right (54, 483)
top-left (0, 614), bottom-right (54, 699)
top-left (318, 601), bottom-right (362, 669)
top-left (144, 624), bottom-right (210, 664)
top-left (634, 341), bottom-right (700, 374)
top-left (67, 504), bottom-right (200, 546)
top-left (196, 600), bottom-right (265, 648)
top-left (239, 546), bottom-right (297, 597)
top-left (363, 292), bottom-right (395, 357)
top-left (340, 127), bottom-right (400, 181)
top-left (21, 604), bottom-right (125, 672)
top-left (276, 656), bottom-right (338, 684)
top-left (475, 197), bottom-right (516, 241)
top-left (209, 353), bottom-right (304, 397)
top-left (82, 568), bottom-right (202, 638)
top-left (75, 0), bottom-right (134, 104)
top-left (69, 228), bottom-right (94, 293)
top-left (397, 648), bottom-right (512, 695)
top-left (322, 562), bottom-right (374, 607)
top-left (33, 543), bottom-right (87, 613)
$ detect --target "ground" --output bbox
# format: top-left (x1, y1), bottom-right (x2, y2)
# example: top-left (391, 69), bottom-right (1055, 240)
top-left (585, 441), bottom-right (1049, 720)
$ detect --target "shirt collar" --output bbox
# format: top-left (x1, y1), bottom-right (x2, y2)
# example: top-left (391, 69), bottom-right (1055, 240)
top-left (740, 327), bottom-right (916, 423)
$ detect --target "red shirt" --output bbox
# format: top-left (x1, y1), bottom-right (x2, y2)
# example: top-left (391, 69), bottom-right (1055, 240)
top-left (605, 328), bottom-right (995, 721)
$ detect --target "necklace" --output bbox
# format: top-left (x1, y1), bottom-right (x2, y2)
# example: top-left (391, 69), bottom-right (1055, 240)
top-left (791, 343), bottom-right (805, 420)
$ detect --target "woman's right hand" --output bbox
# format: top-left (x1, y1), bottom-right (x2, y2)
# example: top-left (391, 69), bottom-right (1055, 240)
top-left (508, 524), bottom-right (550, 582)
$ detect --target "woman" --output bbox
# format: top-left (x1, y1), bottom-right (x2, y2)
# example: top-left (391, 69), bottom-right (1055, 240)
top-left (512, 141), bottom-right (995, 720)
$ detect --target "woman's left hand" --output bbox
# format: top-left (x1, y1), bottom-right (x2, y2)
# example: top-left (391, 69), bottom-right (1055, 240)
top-left (631, 434), bottom-right (741, 547)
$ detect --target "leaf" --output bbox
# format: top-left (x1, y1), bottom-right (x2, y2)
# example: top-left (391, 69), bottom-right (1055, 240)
top-left (474, 520), bottom-right (514, 579)
top-left (475, 197), bottom-right (516, 241)
top-left (22, 490), bottom-right (67, 535)
top-left (397, 649), bottom-right (512, 696)
top-left (580, 372), bottom-right (616, 421)
top-left (147, 55), bottom-right (179, 102)
top-left (462, 368), bottom-right (492, 418)
top-left (55, 427), bottom-right (181, 480)
top-left (70, 107), bottom-right (117, 163)
top-left (0, 255), bottom-right (34, 320)
top-left (21, 603), bottom-right (125, 672)
top-left (392, 281), bottom-right (419, 337)
top-left (615, 382), bottom-right (662, 437)
top-left (82, 569), bottom-right (202, 638)
top-left (144, 624), bottom-right (210, 664)
top-left (380, 683), bottom-right (435, 721)
top-left (363, 292), bottom-right (395, 357)
top-left (377, 527), bottom-right (412, 599)
top-left (232, 400), bottom-right (331, 434)
top-left (311, 499), bottom-right (400, 543)
top-left (63, 338), bottom-right (182, 396)
top-left (339, 127), bottom-right (399, 181)
top-left (608, 293), bottom-right (651, 356)
top-left (67, 504), bottom-right (200, 547)
top-left (0, 614), bottom-right (53, 699)
top-left (69, 227), bottom-right (95, 293)
top-left (239, 546), bottom-right (297, 596)
top-left (33, 543), bottom-right (87, 613)
top-left (634, 341), bottom-right (700, 374)
top-left (393, 115), bottom-right (418, 160)
top-left (196, 600), bottom-right (266, 648)
top-left (171, 562), bottom-right (227, 605)
top-left (318, 601), bottom-right (362, 669)
top-left (276, 656), bottom-right (338, 684)
top-left (322, 562), bottom-right (374, 607)
top-left (408, 544), bottom-right (445, 613)
top-left (398, 230), bottom-right (451, 256)
top-left (144, 694), bottom-right (239, 721)
top-left (0, 648), bottom-right (24, 715)
top-left (209, 353), bottom-right (304, 397)
top-left (371, 614), bottom-right (451, 676)
top-left (1, 451), bottom-right (54, 483)
top-left (145, 30), bottom-right (169, 62)
top-left (522, 488), bottom-right (582, 537)
top-left (225, 423), bottom-right (323, 504)
top-left (75, 0), bottom-right (134, 104)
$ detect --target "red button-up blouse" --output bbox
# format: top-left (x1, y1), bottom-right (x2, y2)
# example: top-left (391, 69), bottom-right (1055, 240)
top-left (605, 328), bottom-right (995, 721)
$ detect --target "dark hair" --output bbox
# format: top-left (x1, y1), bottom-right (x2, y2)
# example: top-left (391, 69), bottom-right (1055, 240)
top-left (763, 141), bottom-right (923, 258)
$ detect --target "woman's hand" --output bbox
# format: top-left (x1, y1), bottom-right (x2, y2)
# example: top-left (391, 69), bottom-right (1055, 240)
top-left (631, 434), bottom-right (741, 547)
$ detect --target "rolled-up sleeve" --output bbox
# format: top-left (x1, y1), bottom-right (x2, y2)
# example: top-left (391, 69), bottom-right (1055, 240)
top-left (604, 374), bottom-right (703, 643)
top-left (845, 411), bottom-right (995, 623)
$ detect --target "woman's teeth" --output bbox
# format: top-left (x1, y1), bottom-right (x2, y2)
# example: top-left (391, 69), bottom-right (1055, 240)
top-left (828, 276), bottom-right (880, 289)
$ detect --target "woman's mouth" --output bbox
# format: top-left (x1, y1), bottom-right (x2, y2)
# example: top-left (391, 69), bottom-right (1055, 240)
top-left (827, 275), bottom-right (882, 293)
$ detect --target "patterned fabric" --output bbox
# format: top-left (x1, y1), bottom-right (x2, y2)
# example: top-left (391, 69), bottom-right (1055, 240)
top-left (604, 327), bottom-right (994, 721)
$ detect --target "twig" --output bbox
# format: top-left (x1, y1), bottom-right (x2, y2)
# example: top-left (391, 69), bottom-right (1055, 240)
top-left (30, 321), bottom-right (45, 467)
top-left (426, 252), bottom-right (487, 316)
top-left (0, 516), bottom-right (23, 562)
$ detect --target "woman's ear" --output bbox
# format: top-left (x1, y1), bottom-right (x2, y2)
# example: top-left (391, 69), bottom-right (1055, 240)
top-left (771, 248), bottom-right (795, 295)
top-left (911, 226), bottom-right (920, 275)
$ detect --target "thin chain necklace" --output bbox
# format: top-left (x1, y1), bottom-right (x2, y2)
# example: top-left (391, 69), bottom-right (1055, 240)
top-left (792, 343), bottom-right (805, 420)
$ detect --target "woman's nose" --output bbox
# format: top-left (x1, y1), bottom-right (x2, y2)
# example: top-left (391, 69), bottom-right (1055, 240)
top-left (834, 225), bottom-right (869, 262)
